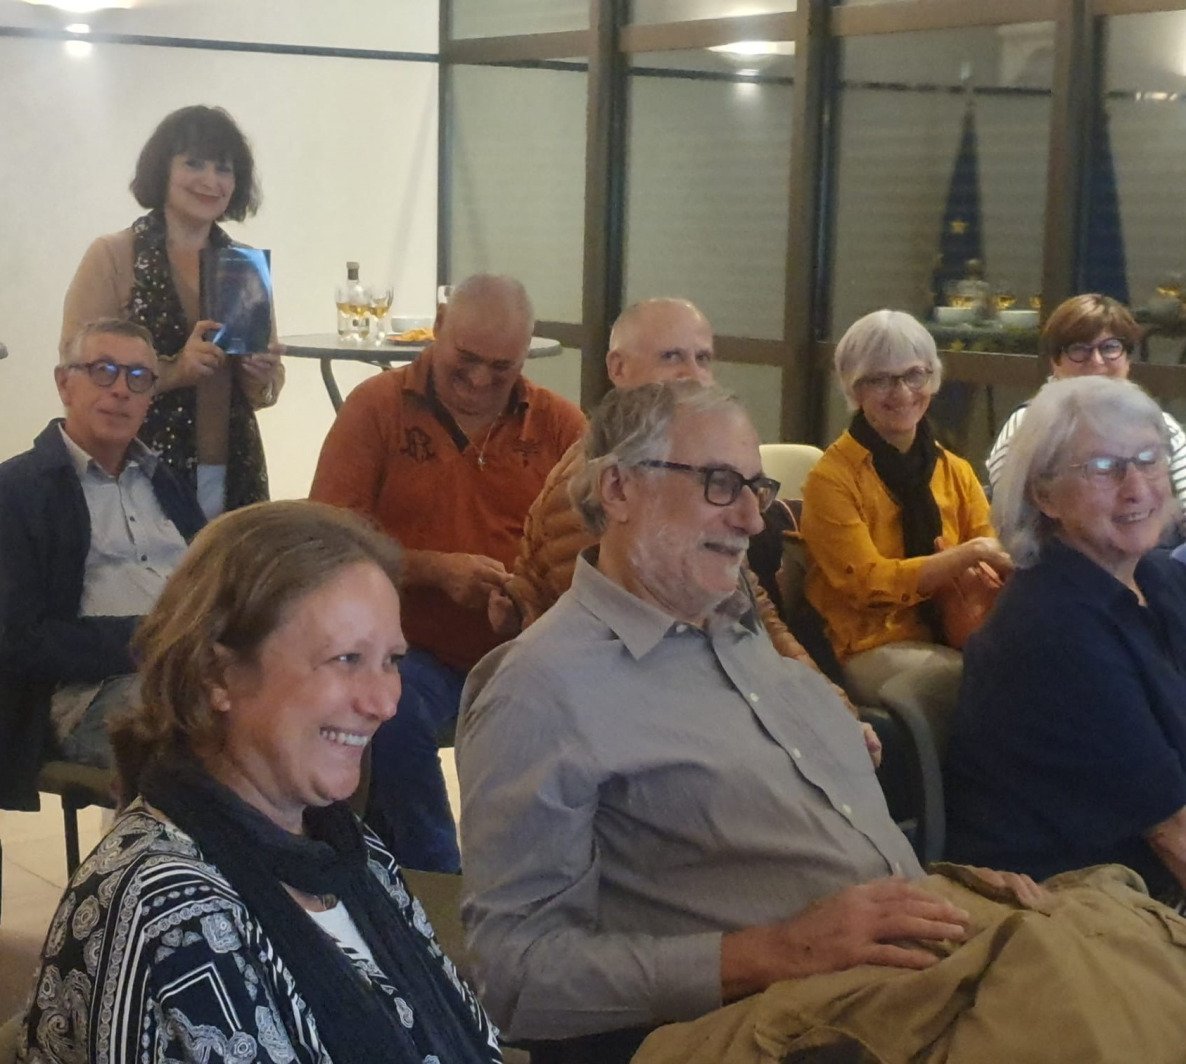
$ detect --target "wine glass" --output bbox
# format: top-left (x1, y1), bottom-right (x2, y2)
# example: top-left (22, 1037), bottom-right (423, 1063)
top-left (366, 284), bottom-right (394, 344)
top-left (993, 281), bottom-right (1016, 313)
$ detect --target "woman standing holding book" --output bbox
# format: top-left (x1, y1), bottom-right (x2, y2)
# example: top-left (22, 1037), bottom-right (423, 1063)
top-left (60, 104), bottom-right (284, 518)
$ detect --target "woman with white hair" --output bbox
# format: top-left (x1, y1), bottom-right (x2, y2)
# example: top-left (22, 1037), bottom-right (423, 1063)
top-left (946, 375), bottom-right (1186, 901)
top-left (801, 309), bottom-right (1012, 703)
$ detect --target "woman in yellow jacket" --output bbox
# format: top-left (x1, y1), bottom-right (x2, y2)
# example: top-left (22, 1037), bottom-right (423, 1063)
top-left (802, 310), bottom-right (1012, 703)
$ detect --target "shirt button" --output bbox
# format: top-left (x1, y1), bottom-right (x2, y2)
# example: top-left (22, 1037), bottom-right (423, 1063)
top-left (893, 862), bottom-right (903, 875)
top-left (791, 747), bottom-right (802, 759)
top-left (129, 515), bottom-right (136, 522)
top-left (140, 554), bottom-right (148, 562)
top-left (749, 693), bottom-right (760, 703)
top-left (675, 624), bottom-right (687, 633)
top-left (841, 803), bottom-right (853, 818)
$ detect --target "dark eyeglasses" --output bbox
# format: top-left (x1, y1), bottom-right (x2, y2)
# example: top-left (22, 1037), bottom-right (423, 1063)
top-left (66, 358), bottom-right (158, 394)
top-left (1063, 446), bottom-right (1167, 485)
top-left (635, 460), bottom-right (780, 511)
top-left (1062, 338), bottom-right (1128, 363)
top-left (856, 366), bottom-right (933, 395)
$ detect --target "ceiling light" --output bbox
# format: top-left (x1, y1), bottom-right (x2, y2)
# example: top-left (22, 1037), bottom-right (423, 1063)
top-left (65, 22), bottom-right (91, 32)
top-left (21, 0), bottom-right (132, 12)
top-left (708, 40), bottom-right (795, 58)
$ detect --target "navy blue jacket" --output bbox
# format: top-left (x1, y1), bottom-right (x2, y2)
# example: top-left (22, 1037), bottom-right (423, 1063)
top-left (0, 421), bottom-right (205, 809)
top-left (946, 539), bottom-right (1186, 896)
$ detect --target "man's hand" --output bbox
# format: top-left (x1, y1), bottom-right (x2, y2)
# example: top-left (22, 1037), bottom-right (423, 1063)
top-left (488, 588), bottom-right (523, 637)
top-left (962, 866), bottom-right (1049, 908)
top-left (160, 320), bottom-right (226, 390)
top-left (424, 552), bottom-right (509, 609)
top-left (721, 878), bottom-right (969, 1000)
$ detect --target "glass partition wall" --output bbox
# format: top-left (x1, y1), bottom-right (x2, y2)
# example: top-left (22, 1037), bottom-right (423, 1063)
top-left (440, 0), bottom-right (1186, 467)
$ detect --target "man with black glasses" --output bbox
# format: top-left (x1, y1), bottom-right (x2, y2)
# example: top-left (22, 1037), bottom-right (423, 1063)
top-left (0, 319), bottom-right (204, 806)
top-left (458, 381), bottom-right (951, 1061)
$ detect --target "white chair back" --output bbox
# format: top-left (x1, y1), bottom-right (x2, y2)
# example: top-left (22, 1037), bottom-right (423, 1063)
top-left (758, 443), bottom-right (824, 499)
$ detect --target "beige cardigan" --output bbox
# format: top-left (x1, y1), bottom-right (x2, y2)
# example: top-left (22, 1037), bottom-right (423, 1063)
top-left (60, 227), bottom-right (282, 465)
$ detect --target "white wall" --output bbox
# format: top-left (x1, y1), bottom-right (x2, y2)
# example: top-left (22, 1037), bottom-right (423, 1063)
top-left (0, 0), bottom-right (438, 500)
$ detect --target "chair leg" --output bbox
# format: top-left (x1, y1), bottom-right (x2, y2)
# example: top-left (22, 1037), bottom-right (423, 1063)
top-left (62, 795), bottom-right (81, 877)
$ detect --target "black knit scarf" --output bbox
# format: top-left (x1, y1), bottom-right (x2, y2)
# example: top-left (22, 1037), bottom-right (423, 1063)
top-left (140, 752), bottom-right (497, 1064)
top-left (126, 209), bottom-right (269, 510)
top-left (848, 408), bottom-right (943, 560)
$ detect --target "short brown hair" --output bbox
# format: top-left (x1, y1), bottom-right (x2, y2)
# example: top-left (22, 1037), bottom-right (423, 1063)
top-left (63, 318), bottom-right (155, 366)
top-left (1041, 294), bottom-right (1140, 365)
top-left (112, 501), bottom-right (402, 797)
top-left (130, 105), bottom-right (260, 222)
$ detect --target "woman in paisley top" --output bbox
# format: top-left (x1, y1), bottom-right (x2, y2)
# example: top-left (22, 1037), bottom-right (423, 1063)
top-left (60, 105), bottom-right (284, 518)
top-left (19, 501), bottom-right (502, 1064)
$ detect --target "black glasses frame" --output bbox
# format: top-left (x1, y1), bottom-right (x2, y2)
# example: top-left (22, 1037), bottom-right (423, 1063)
top-left (634, 460), bottom-right (780, 511)
top-left (66, 358), bottom-right (159, 394)
top-left (1061, 338), bottom-right (1129, 364)
top-left (856, 366), bottom-right (934, 395)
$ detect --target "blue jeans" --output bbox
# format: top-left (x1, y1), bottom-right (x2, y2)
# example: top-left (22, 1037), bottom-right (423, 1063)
top-left (54, 674), bottom-right (138, 770)
top-left (367, 647), bottom-right (464, 873)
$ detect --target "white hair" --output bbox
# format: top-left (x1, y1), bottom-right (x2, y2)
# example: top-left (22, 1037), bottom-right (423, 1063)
top-left (993, 375), bottom-right (1170, 567)
top-left (833, 309), bottom-right (944, 409)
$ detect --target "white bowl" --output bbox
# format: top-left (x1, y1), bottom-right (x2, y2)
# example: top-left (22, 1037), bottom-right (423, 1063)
top-left (934, 306), bottom-right (976, 325)
top-left (998, 308), bottom-right (1039, 329)
top-left (389, 316), bottom-right (434, 333)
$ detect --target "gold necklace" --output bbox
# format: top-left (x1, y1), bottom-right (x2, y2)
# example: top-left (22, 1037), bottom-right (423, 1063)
top-left (476, 417), bottom-right (500, 470)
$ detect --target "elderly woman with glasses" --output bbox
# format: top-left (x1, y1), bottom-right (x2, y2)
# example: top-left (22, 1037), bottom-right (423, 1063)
top-left (801, 309), bottom-right (1012, 703)
top-left (946, 376), bottom-right (1186, 901)
top-left (986, 294), bottom-right (1186, 522)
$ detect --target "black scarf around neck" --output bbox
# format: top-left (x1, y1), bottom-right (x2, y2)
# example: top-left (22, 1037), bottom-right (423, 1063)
top-left (848, 408), bottom-right (943, 559)
top-left (140, 752), bottom-right (496, 1064)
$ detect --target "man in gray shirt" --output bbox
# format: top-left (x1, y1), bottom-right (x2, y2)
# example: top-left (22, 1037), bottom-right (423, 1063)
top-left (0, 319), bottom-right (204, 803)
top-left (457, 381), bottom-right (969, 1060)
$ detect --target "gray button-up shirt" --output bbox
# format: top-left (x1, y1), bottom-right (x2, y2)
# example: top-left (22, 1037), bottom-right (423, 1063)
top-left (59, 427), bottom-right (187, 618)
top-left (51, 429), bottom-right (188, 736)
top-left (457, 552), bottom-right (922, 1042)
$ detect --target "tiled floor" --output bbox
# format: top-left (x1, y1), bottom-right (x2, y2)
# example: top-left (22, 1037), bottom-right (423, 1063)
top-left (0, 798), bottom-right (105, 1021)
top-left (0, 750), bottom-right (464, 1025)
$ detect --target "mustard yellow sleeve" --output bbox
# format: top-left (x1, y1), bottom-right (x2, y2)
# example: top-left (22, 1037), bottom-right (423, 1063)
top-left (801, 453), bottom-right (929, 612)
top-left (953, 455), bottom-right (995, 540)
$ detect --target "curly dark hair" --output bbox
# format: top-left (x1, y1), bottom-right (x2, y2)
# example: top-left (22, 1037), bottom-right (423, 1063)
top-left (129, 105), bottom-right (260, 222)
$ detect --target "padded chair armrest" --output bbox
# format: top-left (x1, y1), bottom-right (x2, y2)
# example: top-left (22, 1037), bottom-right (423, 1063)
top-left (870, 680), bottom-right (948, 867)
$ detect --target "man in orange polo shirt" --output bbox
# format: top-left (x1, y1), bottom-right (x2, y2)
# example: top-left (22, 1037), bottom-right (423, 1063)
top-left (310, 274), bottom-right (585, 871)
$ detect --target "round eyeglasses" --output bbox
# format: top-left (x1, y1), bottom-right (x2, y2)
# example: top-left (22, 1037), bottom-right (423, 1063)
top-left (634, 460), bottom-right (781, 512)
top-left (1063, 446), bottom-right (1167, 485)
top-left (856, 366), bottom-right (933, 395)
top-left (1062, 338), bottom-right (1128, 364)
top-left (66, 358), bottom-right (158, 394)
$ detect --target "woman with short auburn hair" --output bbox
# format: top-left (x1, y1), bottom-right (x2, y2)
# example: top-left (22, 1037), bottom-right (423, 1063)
top-left (948, 376), bottom-right (1186, 902)
top-left (986, 294), bottom-right (1186, 529)
top-left (60, 105), bottom-right (284, 519)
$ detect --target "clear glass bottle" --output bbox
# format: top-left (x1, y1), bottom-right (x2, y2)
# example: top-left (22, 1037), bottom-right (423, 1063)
top-left (335, 261), bottom-right (367, 341)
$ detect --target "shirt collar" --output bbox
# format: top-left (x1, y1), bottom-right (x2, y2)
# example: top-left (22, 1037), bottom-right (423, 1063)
top-left (570, 548), bottom-right (759, 660)
top-left (57, 425), bottom-right (158, 479)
